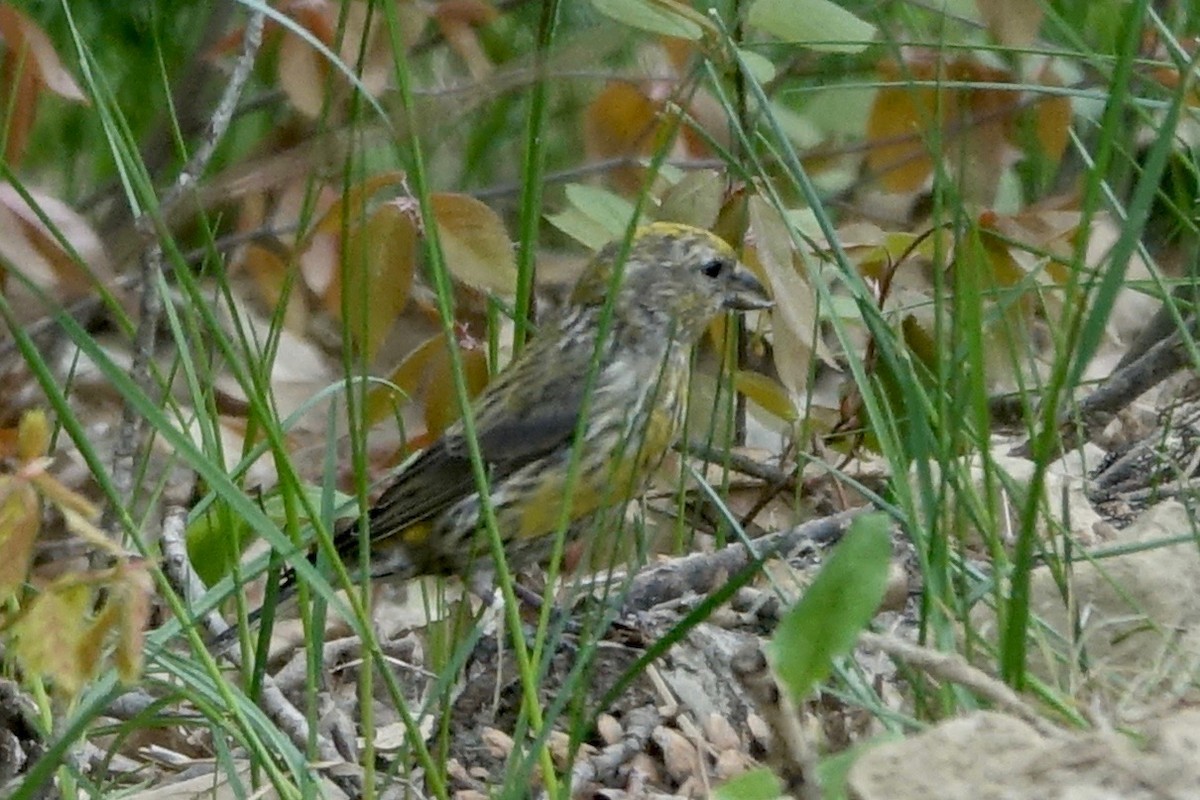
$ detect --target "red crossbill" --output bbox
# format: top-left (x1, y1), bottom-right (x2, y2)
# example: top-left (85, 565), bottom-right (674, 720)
top-left (246, 223), bottom-right (771, 621)
top-left (344, 222), bottom-right (772, 586)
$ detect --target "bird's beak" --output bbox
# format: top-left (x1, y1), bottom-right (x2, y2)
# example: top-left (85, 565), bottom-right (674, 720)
top-left (724, 268), bottom-right (773, 311)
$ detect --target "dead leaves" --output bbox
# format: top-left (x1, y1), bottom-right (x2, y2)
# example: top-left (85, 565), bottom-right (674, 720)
top-left (865, 52), bottom-right (1071, 201)
top-left (0, 5), bottom-right (87, 166)
top-left (0, 410), bottom-right (152, 698)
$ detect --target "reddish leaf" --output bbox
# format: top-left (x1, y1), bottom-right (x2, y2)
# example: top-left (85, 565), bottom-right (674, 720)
top-left (434, 0), bottom-right (499, 79)
top-left (0, 7), bottom-right (85, 102)
top-left (583, 82), bottom-right (663, 191)
top-left (0, 7), bottom-right (85, 164)
top-left (423, 337), bottom-right (490, 439)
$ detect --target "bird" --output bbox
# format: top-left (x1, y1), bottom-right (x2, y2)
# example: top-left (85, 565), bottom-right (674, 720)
top-left (228, 222), bottom-right (772, 641)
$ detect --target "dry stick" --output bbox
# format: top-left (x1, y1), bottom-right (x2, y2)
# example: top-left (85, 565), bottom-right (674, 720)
top-left (619, 508), bottom-right (864, 614)
top-left (0, 221), bottom-right (298, 366)
top-left (732, 645), bottom-right (820, 800)
top-left (105, 6), bottom-right (265, 538)
top-left (131, 11), bottom-right (363, 794)
top-left (1011, 315), bottom-right (1198, 459)
top-left (158, 486), bottom-right (353, 776)
top-left (568, 706), bottom-right (661, 789)
top-left (857, 631), bottom-right (1062, 738)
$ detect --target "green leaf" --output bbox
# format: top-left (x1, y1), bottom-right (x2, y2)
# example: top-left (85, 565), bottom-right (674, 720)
top-left (747, 0), bottom-right (876, 53)
top-left (768, 513), bottom-right (891, 701)
top-left (737, 47), bottom-right (777, 85)
top-left (186, 488), bottom-right (355, 586)
top-left (714, 767), bottom-right (785, 800)
top-left (591, 0), bottom-right (705, 39)
top-left (546, 184), bottom-right (639, 248)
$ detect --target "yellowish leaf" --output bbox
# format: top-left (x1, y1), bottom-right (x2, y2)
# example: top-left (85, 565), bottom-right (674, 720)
top-left (658, 170), bottom-right (725, 230)
top-left (342, 201), bottom-right (418, 360)
top-left (1032, 67), bottom-right (1071, 164)
top-left (0, 477), bottom-right (38, 601)
top-left (430, 193), bottom-right (516, 295)
top-left (747, 196), bottom-right (830, 402)
top-left (735, 370), bottom-right (798, 422)
top-left (13, 582), bottom-right (91, 696)
top-left (16, 409), bottom-right (49, 462)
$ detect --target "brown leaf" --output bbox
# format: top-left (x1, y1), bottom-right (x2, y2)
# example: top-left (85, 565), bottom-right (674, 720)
top-left (866, 54), bottom-right (1037, 200)
top-left (746, 196), bottom-right (829, 407)
top-left (242, 242), bottom-right (310, 332)
top-left (866, 59), bottom-right (940, 193)
top-left (582, 82), bottom-right (662, 192)
top-left (115, 562), bottom-right (152, 684)
top-left (308, 170), bottom-right (408, 241)
top-left (0, 183), bottom-right (109, 297)
top-left (277, 30), bottom-right (327, 118)
top-left (0, 7), bottom-right (86, 102)
top-left (423, 335), bottom-right (490, 438)
top-left (976, 0), bottom-right (1044, 47)
top-left (1032, 66), bottom-right (1071, 164)
top-left (341, 201), bottom-right (418, 360)
top-left (429, 193), bottom-right (516, 295)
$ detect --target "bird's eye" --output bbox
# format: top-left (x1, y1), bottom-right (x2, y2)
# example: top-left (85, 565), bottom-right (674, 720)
top-left (700, 258), bottom-right (727, 279)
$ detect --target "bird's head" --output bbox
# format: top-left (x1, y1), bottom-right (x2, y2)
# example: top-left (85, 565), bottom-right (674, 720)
top-left (570, 223), bottom-right (773, 342)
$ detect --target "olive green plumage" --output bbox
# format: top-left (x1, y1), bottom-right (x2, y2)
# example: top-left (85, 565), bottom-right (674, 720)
top-left (334, 222), bottom-right (772, 583)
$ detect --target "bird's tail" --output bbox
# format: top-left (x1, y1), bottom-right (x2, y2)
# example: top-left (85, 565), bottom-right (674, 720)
top-left (205, 519), bottom-right (418, 656)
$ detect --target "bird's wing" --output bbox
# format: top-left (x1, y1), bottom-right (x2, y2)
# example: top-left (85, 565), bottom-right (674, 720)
top-left (358, 361), bottom-right (590, 543)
